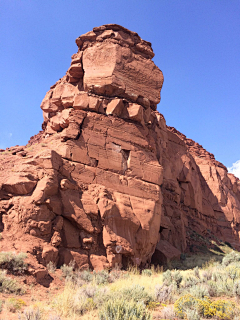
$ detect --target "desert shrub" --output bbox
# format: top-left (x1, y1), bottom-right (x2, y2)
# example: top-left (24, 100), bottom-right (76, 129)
top-left (0, 270), bottom-right (24, 294)
top-left (183, 275), bottom-right (199, 288)
top-left (99, 299), bottom-right (151, 320)
top-left (189, 284), bottom-right (209, 299)
top-left (155, 284), bottom-right (173, 303)
top-left (64, 269), bottom-right (109, 285)
top-left (5, 297), bottom-right (26, 312)
top-left (194, 266), bottom-right (200, 279)
top-left (20, 308), bottom-right (42, 320)
top-left (226, 265), bottom-right (239, 280)
top-left (216, 277), bottom-right (234, 297)
top-left (202, 270), bottom-right (212, 281)
top-left (175, 294), bottom-right (239, 319)
top-left (233, 280), bottom-right (240, 298)
top-left (80, 284), bottom-right (97, 298)
top-left (121, 284), bottom-right (153, 305)
top-left (162, 269), bottom-right (182, 287)
top-left (185, 308), bottom-right (200, 320)
top-left (162, 270), bottom-right (172, 285)
top-left (79, 270), bottom-right (93, 282)
top-left (142, 269), bottom-right (152, 277)
top-left (174, 294), bottom-right (211, 319)
top-left (46, 261), bottom-right (56, 273)
top-left (53, 286), bottom-right (96, 316)
top-left (208, 300), bottom-right (236, 319)
top-left (211, 270), bottom-right (224, 282)
top-left (172, 270), bottom-right (183, 287)
top-left (60, 261), bottom-right (75, 279)
top-left (94, 270), bottom-right (109, 285)
top-left (92, 286), bottom-right (110, 307)
top-left (0, 252), bottom-right (27, 274)
top-left (53, 283), bottom-right (109, 317)
top-left (206, 280), bottom-right (218, 297)
top-left (174, 294), bottom-right (200, 318)
top-left (161, 305), bottom-right (176, 319)
top-left (109, 269), bottom-right (121, 283)
top-left (222, 251), bottom-right (240, 266)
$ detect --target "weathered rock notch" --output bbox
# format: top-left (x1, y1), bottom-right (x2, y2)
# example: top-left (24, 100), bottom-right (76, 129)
top-left (0, 24), bottom-right (240, 275)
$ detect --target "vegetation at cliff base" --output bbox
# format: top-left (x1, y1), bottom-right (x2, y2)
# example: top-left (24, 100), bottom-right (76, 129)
top-left (1, 248), bottom-right (240, 319)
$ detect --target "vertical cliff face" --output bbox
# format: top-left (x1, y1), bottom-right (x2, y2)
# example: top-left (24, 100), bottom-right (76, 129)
top-left (156, 126), bottom-right (240, 264)
top-left (0, 24), bottom-right (239, 275)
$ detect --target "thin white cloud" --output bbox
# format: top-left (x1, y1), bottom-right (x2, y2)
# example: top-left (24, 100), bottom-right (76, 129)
top-left (228, 160), bottom-right (240, 179)
top-left (8, 133), bottom-right (12, 138)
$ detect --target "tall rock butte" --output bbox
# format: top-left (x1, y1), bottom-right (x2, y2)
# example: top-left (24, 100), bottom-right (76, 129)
top-left (0, 24), bottom-right (240, 276)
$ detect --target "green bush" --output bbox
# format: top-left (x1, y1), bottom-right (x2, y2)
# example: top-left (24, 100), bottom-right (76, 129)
top-left (216, 277), bottom-right (234, 297)
top-left (162, 270), bottom-right (172, 285)
top-left (162, 269), bottom-right (182, 287)
top-left (183, 275), bottom-right (199, 288)
top-left (222, 251), bottom-right (240, 266)
top-left (0, 270), bottom-right (25, 294)
top-left (172, 270), bottom-right (183, 287)
top-left (94, 270), bottom-right (109, 285)
top-left (79, 270), bottom-right (93, 282)
top-left (99, 299), bottom-right (151, 320)
top-left (227, 265), bottom-right (239, 280)
top-left (0, 252), bottom-right (27, 274)
top-left (120, 285), bottom-right (153, 305)
top-left (174, 294), bottom-right (202, 319)
top-left (189, 284), bottom-right (209, 299)
top-left (60, 261), bottom-right (75, 279)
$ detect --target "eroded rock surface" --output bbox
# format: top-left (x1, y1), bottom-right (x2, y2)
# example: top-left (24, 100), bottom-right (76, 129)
top-left (0, 24), bottom-right (239, 274)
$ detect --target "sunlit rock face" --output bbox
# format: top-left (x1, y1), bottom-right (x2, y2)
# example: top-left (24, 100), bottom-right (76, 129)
top-left (0, 24), bottom-right (240, 276)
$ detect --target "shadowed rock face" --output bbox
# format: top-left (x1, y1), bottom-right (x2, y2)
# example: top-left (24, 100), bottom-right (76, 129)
top-left (0, 24), bottom-right (240, 275)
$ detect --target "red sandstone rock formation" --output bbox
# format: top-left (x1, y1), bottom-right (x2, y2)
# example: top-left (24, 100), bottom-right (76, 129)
top-left (0, 24), bottom-right (239, 277)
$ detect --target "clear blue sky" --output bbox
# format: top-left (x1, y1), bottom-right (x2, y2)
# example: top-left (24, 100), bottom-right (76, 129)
top-left (0, 0), bottom-right (239, 172)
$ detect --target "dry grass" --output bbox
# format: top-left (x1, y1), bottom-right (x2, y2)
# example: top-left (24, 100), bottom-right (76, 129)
top-left (1, 246), bottom-right (240, 319)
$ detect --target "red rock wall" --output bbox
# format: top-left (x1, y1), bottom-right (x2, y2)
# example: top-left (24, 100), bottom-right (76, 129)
top-left (0, 24), bottom-right (240, 273)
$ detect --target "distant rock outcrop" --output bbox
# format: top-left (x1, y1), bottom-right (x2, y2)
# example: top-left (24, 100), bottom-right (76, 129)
top-left (0, 24), bottom-right (239, 277)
